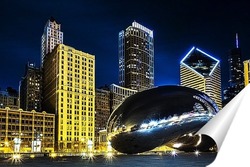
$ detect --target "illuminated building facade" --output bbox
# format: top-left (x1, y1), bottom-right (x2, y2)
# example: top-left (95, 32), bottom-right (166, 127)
top-left (20, 63), bottom-right (42, 111)
top-left (95, 88), bottom-right (110, 149)
top-left (119, 21), bottom-right (154, 92)
top-left (42, 44), bottom-right (95, 153)
top-left (0, 88), bottom-right (19, 110)
top-left (41, 17), bottom-right (63, 67)
top-left (110, 84), bottom-right (137, 112)
top-left (0, 108), bottom-right (54, 153)
top-left (243, 60), bottom-right (250, 86)
top-left (180, 47), bottom-right (222, 109)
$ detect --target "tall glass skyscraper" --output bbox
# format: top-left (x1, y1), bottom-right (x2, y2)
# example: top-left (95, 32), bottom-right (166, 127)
top-left (41, 17), bottom-right (63, 67)
top-left (180, 47), bottom-right (222, 109)
top-left (118, 21), bottom-right (154, 92)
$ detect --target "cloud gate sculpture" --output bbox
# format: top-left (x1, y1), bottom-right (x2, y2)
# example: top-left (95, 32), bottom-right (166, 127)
top-left (107, 86), bottom-right (219, 154)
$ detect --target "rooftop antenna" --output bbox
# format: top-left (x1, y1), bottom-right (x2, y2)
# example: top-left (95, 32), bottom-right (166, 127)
top-left (236, 33), bottom-right (239, 48)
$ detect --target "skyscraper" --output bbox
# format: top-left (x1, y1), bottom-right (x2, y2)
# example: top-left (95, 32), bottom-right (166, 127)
top-left (42, 44), bottom-right (95, 152)
top-left (41, 17), bottom-right (63, 67)
top-left (180, 47), bottom-right (222, 109)
top-left (223, 34), bottom-right (244, 106)
top-left (243, 60), bottom-right (250, 86)
top-left (20, 63), bottom-right (42, 111)
top-left (119, 21), bottom-right (154, 92)
top-left (228, 34), bottom-right (244, 88)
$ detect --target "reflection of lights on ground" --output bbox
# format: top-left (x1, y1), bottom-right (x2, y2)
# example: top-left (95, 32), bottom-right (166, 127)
top-left (10, 154), bottom-right (22, 164)
top-left (87, 153), bottom-right (95, 162)
top-left (81, 152), bottom-right (95, 161)
top-left (50, 153), bottom-right (57, 158)
top-left (194, 150), bottom-right (200, 157)
top-left (30, 154), bottom-right (35, 158)
top-left (81, 152), bottom-right (87, 159)
top-left (170, 150), bottom-right (178, 158)
top-left (105, 152), bottom-right (115, 163)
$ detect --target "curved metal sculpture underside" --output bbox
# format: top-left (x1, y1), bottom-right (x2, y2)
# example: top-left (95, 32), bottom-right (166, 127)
top-left (107, 86), bottom-right (219, 154)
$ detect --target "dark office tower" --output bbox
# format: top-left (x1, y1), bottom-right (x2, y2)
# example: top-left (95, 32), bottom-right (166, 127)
top-left (119, 21), bottom-right (154, 92)
top-left (223, 34), bottom-right (244, 106)
top-left (95, 87), bottom-right (110, 149)
top-left (41, 17), bottom-right (63, 67)
top-left (20, 63), bottom-right (42, 111)
top-left (228, 34), bottom-right (244, 87)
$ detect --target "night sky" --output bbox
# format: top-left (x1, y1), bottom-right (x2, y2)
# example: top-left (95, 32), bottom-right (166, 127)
top-left (1, 0), bottom-right (250, 92)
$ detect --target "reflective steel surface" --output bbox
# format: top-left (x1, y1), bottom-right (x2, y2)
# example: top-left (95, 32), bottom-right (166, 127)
top-left (107, 86), bottom-right (219, 154)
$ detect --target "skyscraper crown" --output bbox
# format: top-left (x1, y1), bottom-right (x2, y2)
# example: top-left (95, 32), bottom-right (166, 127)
top-left (181, 47), bottom-right (220, 77)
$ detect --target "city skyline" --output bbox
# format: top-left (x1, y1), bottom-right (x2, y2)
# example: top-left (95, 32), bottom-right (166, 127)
top-left (1, 0), bottom-right (250, 91)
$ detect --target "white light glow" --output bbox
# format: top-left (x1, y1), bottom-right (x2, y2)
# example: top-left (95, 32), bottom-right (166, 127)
top-left (173, 143), bottom-right (183, 148)
top-left (140, 123), bottom-right (148, 129)
top-left (170, 150), bottom-right (178, 157)
top-left (149, 121), bottom-right (157, 127)
top-left (87, 152), bottom-right (95, 162)
top-left (194, 150), bottom-right (200, 157)
top-left (195, 134), bottom-right (202, 146)
top-left (180, 46), bottom-right (196, 63)
top-left (196, 48), bottom-right (219, 62)
top-left (11, 154), bottom-right (22, 164)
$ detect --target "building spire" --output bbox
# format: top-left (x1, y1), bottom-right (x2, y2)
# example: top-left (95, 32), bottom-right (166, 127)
top-left (236, 33), bottom-right (239, 48)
